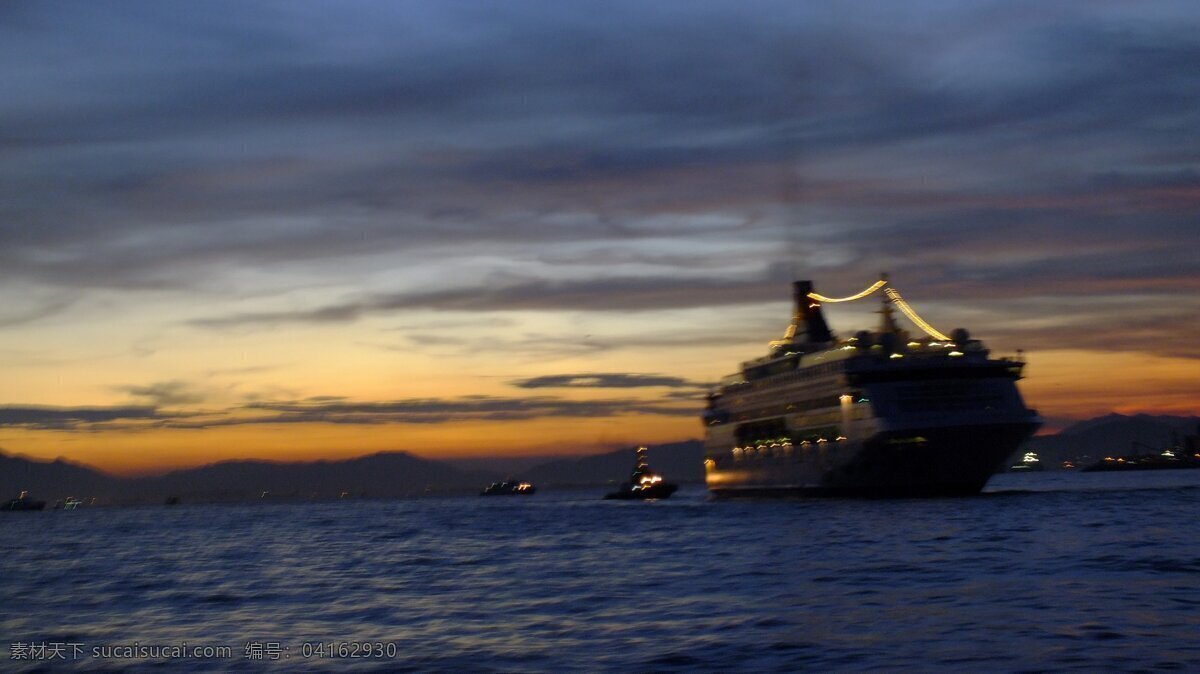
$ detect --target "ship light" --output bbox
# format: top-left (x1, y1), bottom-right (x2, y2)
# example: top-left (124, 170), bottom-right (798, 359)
top-left (949, 351), bottom-right (964, 357)
top-left (907, 341), bottom-right (920, 347)
top-left (835, 436), bottom-right (847, 442)
top-left (817, 438), bottom-right (828, 443)
top-left (890, 353), bottom-right (904, 359)
top-left (703, 458), bottom-right (715, 467)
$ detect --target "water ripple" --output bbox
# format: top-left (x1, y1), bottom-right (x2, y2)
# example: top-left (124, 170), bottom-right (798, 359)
top-left (1, 472), bottom-right (1199, 671)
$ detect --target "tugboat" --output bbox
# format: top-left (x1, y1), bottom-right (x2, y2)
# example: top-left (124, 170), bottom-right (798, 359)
top-left (481, 480), bottom-right (536, 496)
top-left (4, 491), bottom-right (47, 511)
top-left (604, 446), bottom-right (678, 500)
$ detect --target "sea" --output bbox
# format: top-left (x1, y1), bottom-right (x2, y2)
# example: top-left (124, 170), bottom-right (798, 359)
top-left (3, 471), bottom-right (1199, 672)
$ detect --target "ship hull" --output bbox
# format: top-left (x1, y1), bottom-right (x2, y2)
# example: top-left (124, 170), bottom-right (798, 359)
top-left (705, 420), bottom-right (1038, 498)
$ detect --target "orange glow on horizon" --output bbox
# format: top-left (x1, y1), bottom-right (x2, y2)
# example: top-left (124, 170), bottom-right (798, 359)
top-left (0, 413), bottom-right (700, 477)
top-left (0, 347), bottom-right (1194, 476)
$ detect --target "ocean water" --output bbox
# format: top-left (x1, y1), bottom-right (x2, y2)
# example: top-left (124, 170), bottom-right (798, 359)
top-left (3, 471), bottom-right (1199, 672)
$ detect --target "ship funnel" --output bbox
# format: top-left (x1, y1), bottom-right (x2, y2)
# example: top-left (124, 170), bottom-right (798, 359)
top-left (790, 281), bottom-right (834, 345)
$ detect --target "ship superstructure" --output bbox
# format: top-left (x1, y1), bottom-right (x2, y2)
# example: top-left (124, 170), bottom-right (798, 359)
top-left (703, 279), bottom-right (1041, 496)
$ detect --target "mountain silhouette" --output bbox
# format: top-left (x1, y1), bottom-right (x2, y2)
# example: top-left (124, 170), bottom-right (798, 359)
top-left (5, 413), bottom-right (1195, 503)
top-left (1023, 414), bottom-right (1200, 468)
top-left (0, 450), bottom-right (491, 504)
top-left (0, 451), bottom-right (120, 502)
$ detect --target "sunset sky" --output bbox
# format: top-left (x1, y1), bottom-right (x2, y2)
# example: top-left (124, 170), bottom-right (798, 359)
top-left (2, 1), bottom-right (1198, 475)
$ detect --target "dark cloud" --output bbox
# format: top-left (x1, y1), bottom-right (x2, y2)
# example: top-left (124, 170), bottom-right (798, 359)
top-left (981, 301), bottom-right (1200, 360)
top-left (510, 373), bottom-right (701, 389)
top-left (0, 395), bottom-right (698, 432)
top-left (241, 395), bottom-right (696, 426)
top-left (0, 405), bottom-right (159, 431)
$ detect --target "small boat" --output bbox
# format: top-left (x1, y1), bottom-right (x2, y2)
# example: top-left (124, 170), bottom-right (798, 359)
top-left (604, 446), bottom-right (678, 500)
top-left (54, 497), bottom-right (83, 510)
top-left (1083, 449), bottom-right (1200, 472)
top-left (481, 480), bottom-right (536, 496)
top-left (1009, 451), bottom-right (1044, 472)
top-left (4, 491), bottom-right (47, 512)
top-left (1083, 438), bottom-right (1200, 472)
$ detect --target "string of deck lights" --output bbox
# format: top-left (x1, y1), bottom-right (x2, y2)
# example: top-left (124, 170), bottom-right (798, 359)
top-left (805, 279), bottom-right (887, 303)
top-left (882, 287), bottom-right (951, 342)
top-left (804, 279), bottom-right (951, 342)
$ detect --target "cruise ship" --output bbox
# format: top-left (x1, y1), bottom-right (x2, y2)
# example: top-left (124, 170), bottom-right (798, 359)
top-left (703, 279), bottom-right (1041, 497)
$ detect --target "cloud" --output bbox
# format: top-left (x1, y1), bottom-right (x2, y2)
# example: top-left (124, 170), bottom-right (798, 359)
top-left (0, 405), bottom-right (160, 431)
top-left (0, 394), bottom-right (699, 432)
top-left (239, 395), bottom-right (697, 425)
top-left (510, 372), bottom-right (702, 389)
top-left (116, 380), bottom-right (208, 406)
top-left (2, 0), bottom-right (1199, 425)
top-left (5, 1), bottom-right (1199, 299)
top-left (0, 290), bottom-right (77, 328)
top-left (190, 272), bottom-right (793, 328)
